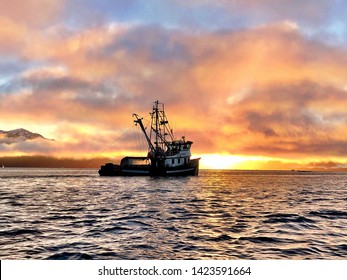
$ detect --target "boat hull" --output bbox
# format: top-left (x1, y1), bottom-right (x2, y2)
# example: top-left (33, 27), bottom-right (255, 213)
top-left (98, 158), bottom-right (200, 176)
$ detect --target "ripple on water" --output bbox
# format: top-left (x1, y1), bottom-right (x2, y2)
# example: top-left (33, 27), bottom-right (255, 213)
top-left (238, 236), bottom-right (293, 244)
top-left (45, 252), bottom-right (94, 260)
top-left (1, 169), bottom-right (347, 259)
top-left (263, 213), bottom-right (316, 223)
top-left (309, 210), bottom-right (347, 219)
top-left (0, 228), bottom-right (43, 237)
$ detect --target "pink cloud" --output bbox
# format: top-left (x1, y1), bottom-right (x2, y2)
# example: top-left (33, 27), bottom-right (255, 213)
top-left (0, 0), bottom-right (66, 27)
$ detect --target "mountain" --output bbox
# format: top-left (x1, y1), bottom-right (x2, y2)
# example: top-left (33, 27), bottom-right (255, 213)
top-left (0, 128), bottom-right (53, 145)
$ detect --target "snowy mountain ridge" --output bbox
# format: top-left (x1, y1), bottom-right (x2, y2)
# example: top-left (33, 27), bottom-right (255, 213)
top-left (0, 128), bottom-right (52, 145)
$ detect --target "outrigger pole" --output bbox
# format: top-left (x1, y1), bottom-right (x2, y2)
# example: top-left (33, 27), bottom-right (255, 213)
top-left (133, 113), bottom-right (155, 153)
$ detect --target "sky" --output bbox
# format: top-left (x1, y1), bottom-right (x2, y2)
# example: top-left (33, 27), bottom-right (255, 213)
top-left (1, 0), bottom-right (347, 170)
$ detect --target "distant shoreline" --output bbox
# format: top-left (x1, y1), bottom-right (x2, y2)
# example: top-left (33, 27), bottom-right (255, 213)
top-left (1, 156), bottom-right (347, 172)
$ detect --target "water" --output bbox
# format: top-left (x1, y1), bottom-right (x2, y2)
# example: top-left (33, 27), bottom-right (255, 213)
top-left (0, 168), bottom-right (347, 260)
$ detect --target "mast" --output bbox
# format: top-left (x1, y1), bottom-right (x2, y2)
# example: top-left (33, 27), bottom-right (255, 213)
top-left (154, 100), bottom-right (159, 152)
top-left (134, 100), bottom-right (175, 158)
top-left (150, 100), bottom-right (174, 151)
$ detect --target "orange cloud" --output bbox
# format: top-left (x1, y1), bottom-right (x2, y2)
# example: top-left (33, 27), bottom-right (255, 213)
top-left (0, 17), bottom-right (28, 53)
top-left (1, 22), bottom-right (347, 166)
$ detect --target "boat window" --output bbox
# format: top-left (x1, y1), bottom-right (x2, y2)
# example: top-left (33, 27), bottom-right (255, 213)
top-left (172, 159), bottom-right (174, 164)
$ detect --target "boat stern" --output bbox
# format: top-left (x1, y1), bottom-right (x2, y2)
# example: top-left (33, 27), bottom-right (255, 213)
top-left (98, 163), bottom-right (120, 176)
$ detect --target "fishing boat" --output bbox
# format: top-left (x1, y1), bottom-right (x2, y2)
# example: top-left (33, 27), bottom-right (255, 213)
top-left (99, 100), bottom-right (200, 176)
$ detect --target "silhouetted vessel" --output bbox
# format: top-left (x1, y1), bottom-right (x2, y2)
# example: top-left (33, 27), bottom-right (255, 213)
top-left (99, 101), bottom-right (200, 176)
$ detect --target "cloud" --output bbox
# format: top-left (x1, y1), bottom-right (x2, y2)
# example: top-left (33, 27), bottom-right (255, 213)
top-left (0, 17), bottom-right (28, 54)
top-left (175, 0), bottom-right (332, 25)
top-left (0, 155), bottom-right (111, 168)
top-left (170, 0), bottom-right (347, 45)
top-left (0, 0), bottom-right (66, 27)
top-left (308, 161), bottom-right (347, 169)
top-left (1, 20), bottom-right (347, 162)
top-left (0, 0), bottom-right (67, 67)
top-left (219, 80), bottom-right (347, 157)
top-left (77, 0), bottom-right (341, 35)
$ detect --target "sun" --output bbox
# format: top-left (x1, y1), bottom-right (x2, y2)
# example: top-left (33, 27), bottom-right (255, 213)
top-left (198, 154), bottom-right (246, 170)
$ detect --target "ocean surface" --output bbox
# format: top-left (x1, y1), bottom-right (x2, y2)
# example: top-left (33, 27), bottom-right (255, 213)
top-left (0, 168), bottom-right (346, 260)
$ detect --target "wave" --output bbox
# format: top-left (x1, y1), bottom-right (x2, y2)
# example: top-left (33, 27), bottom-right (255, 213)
top-left (238, 236), bottom-right (289, 244)
top-left (1, 169), bottom-right (347, 259)
top-left (45, 252), bottom-right (94, 260)
top-left (279, 246), bottom-right (326, 258)
top-left (102, 225), bottom-right (132, 232)
top-left (309, 210), bottom-right (347, 219)
top-left (45, 215), bottom-right (77, 221)
top-left (0, 228), bottom-right (43, 237)
top-left (208, 234), bottom-right (234, 242)
top-left (263, 213), bottom-right (316, 224)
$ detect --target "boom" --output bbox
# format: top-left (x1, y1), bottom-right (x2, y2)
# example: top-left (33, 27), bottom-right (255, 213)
top-left (133, 114), bottom-right (155, 152)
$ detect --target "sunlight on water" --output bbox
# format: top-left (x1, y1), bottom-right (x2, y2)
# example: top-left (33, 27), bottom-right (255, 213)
top-left (0, 168), bottom-right (347, 259)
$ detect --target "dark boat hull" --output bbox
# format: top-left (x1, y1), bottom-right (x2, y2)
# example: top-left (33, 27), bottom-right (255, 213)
top-left (98, 159), bottom-right (200, 176)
